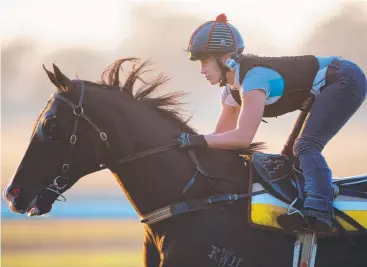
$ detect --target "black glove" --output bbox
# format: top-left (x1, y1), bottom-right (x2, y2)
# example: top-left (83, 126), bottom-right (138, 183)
top-left (175, 132), bottom-right (208, 148)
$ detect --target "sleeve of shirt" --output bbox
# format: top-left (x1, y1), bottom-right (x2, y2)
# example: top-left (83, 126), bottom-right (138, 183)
top-left (220, 84), bottom-right (241, 107)
top-left (241, 67), bottom-right (271, 97)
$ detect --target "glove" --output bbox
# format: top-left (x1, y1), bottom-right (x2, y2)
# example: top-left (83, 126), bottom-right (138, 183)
top-left (175, 132), bottom-right (208, 148)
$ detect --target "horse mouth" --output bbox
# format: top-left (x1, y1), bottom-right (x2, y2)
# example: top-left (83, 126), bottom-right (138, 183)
top-left (7, 194), bottom-right (51, 217)
top-left (27, 206), bottom-right (41, 216)
top-left (6, 187), bottom-right (57, 217)
top-left (26, 195), bottom-right (41, 216)
top-left (26, 194), bottom-right (53, 217)
top-left (7, 195), bottom-right (40, 216)
top-left (7, 200), bottom-right (40, 216)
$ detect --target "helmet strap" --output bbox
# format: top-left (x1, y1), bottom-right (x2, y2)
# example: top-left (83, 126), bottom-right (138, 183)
top-left (216, 56), bottom-right (229, 87)
top-left (216, 50), bottom-right (243, 87)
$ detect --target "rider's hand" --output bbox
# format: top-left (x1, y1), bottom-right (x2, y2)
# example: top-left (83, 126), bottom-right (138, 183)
top-left (175, 132), bottom-right (208, 148)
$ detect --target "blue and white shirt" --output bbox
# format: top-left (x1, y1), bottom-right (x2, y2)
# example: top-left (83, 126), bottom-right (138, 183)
top-left (221, 56), bottom-right (338, 107)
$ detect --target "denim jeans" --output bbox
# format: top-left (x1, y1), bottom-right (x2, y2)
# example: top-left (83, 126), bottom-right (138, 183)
top-left (293, 58), bottom-right (367, 212)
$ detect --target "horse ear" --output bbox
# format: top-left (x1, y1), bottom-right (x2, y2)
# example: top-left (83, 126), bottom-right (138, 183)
top-left (43, 64), bottom-right (60, 89)
top-left (52, 63), bottom-right (74, 92)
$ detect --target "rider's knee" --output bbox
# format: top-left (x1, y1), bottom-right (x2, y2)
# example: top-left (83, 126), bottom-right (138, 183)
top-left (293, 136), bottom-right (324, 157)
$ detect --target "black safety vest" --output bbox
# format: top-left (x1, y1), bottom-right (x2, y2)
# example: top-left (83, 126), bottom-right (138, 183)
top-left (230, 54), bottom-right (319, 117)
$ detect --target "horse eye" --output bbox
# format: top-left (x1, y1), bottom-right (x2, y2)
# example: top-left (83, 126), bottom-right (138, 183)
top-left (43, 116), bottom-right (64, 141)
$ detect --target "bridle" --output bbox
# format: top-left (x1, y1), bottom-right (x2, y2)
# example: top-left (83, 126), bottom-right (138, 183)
top-left (43, 81), bottom-right (108, 197)
top-left (44, 80), bottom-right (178, 199)
top-left (35, 80), bottom-right (241, 219)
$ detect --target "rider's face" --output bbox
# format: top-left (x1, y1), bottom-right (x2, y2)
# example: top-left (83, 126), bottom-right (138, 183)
top-left (200, 56), bottom-right (222, 85)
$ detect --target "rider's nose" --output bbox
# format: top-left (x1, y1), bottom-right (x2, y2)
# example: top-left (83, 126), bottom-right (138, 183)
top-left (4, 186), bottom-right (22, 201)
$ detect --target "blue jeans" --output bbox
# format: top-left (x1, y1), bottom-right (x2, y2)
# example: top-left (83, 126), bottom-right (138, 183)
top-left (293, 58), bottom-right (366, 212)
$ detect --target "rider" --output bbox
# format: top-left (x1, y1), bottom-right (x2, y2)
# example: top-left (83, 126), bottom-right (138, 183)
top-left (176, 13), bottom-right (367, 232)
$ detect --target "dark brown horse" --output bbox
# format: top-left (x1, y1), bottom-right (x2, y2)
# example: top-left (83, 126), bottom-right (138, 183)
top-left (4, 58), bottom-right (367, 267)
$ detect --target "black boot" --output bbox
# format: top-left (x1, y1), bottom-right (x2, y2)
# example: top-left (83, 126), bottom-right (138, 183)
top-left (277, 207), bottom-right (335, 233)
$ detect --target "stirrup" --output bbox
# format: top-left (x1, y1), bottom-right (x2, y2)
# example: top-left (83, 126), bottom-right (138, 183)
top-left (287, 197), bottom-right (303, 215)
top-left (277, 198), bottom-right (313, 231)
top-left (288, 198), bottom-right (313, 230)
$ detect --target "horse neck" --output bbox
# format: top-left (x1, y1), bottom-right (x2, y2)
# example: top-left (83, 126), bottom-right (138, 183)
top-left (90, 91), bottom-right (196, 216)
top-left (89, 88), bottom-right (249, 218)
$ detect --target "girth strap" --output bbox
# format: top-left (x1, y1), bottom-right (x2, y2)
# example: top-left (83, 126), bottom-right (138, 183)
top-left (140, 189), bottom-right (267, 225)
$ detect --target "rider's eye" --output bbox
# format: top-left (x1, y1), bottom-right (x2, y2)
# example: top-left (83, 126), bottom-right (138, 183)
top-left (42, 116), bottom-right (64, 141)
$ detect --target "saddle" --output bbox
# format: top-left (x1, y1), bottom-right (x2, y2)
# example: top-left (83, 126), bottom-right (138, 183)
top-left (248, 152), bottom-right (367, 237)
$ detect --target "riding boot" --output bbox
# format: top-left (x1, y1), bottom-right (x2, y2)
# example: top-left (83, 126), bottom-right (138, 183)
top-left (278, 152), bottom-right (334, 232)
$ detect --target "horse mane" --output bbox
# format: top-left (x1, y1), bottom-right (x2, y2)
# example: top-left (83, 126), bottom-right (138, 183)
top-left (84, 58), bottom-right (196, 134)
top-left (85, 57), bottom-right (265, 154)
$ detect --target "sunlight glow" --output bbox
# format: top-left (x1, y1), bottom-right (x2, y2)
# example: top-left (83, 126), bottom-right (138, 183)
top-left (1, 0), bottom-right (342, 51)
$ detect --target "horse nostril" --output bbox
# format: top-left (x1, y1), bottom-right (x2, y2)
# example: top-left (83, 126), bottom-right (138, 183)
top-left (5, 187), bottom-right (22, 201)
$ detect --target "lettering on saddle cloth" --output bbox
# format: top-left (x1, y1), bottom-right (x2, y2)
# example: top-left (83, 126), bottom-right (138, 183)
top-left (208, 245), bottom-right (244, 267)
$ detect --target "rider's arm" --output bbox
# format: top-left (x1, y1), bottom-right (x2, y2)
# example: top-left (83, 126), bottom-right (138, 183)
top-left (210, 85), bottom-right (241, 134)
top-left (212, 101), bottom-right (241, 134)
top-left (205, 90), bottom-right (266, 148)
top-left (204, 68), bottom-right (272, 149)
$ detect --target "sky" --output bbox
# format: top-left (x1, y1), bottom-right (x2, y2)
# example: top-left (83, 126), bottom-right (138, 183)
top-left (1, 0), bottom-right (367, 195)
top-left (1, 0), bottom-right (342, 51)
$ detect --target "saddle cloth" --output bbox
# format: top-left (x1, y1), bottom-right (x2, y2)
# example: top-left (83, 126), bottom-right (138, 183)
top-left (248, 152), bottom-right (367, 234)
top-left (250, 182), bottom-right (367, 231)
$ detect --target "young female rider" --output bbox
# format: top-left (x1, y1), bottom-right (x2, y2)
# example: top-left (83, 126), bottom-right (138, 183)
top-left (176, 14), bottom-right (367, 232)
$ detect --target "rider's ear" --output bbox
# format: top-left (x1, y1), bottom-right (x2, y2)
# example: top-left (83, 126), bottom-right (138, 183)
top-left (43, 64), bottom-right (60, 89)
top-left (52, 63), bottom-right (75, 93)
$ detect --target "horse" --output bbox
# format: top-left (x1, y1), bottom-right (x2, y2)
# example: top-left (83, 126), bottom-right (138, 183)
top-left (4, 58), bottom-right (367, 267)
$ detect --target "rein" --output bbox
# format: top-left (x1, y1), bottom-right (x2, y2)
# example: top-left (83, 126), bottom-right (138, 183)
top-left (104, 143), bottom-right (178, 169)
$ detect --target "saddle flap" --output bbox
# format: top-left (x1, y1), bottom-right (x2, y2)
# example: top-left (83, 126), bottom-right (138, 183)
top-left (251, 152), bottom-right (301, 204)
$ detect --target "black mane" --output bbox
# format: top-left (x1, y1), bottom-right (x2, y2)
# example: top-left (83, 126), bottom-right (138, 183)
top-left (83, 58), bottom-right (196, 134)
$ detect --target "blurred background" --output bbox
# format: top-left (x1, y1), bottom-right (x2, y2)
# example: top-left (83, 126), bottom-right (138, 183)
top-left (1, 0), bottom-right (367, 266)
